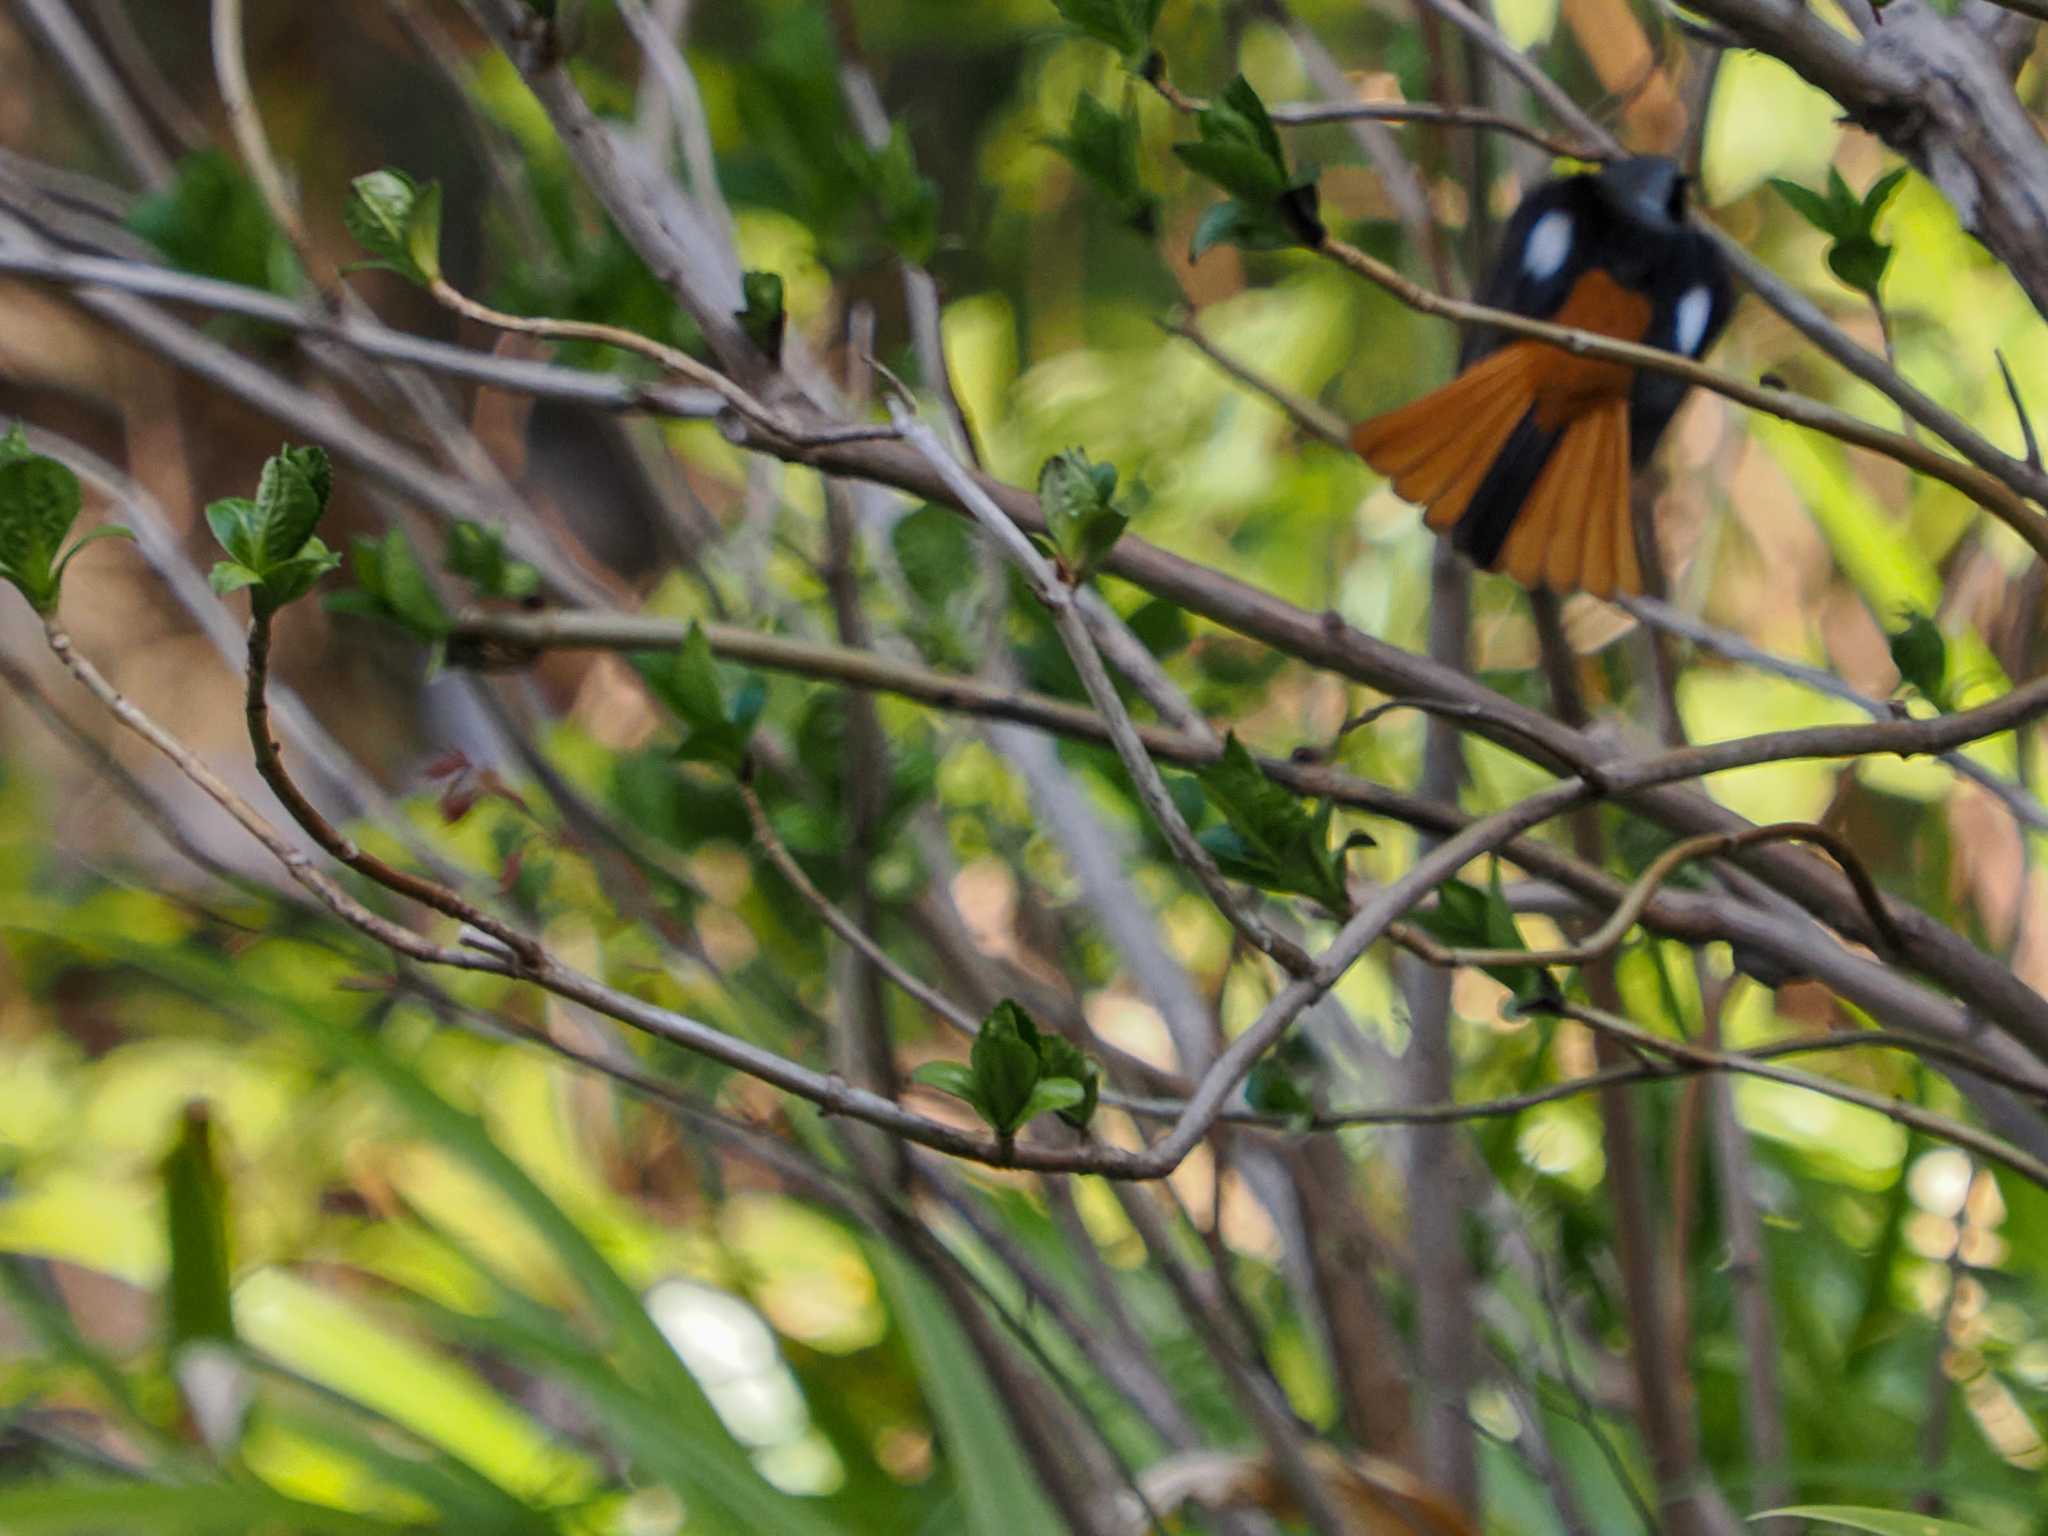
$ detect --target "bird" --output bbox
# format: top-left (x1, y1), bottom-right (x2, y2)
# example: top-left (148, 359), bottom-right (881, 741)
top-left (1350, 155), bottom-right (1732, 598)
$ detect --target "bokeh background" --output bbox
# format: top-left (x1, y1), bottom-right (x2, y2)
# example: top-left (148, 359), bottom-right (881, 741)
top-left (0, 0), bottom-right (2046, 1531)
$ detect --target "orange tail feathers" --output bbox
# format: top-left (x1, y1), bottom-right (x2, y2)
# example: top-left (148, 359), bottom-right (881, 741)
top-left (1353, 360), bottom-right (1640, 598)
top-left (1512, 398), bottom-right (1636, 598)
top-left (1350, 348), bottom-right (1535, 534)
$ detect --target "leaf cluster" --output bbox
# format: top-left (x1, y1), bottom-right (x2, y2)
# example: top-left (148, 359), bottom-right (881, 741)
top-left (1049, 0), bottom-right (1167, 62)
top-left (1194, 735), bottom-right (1370, 913)
top-left (634, 623), bottom-right (766, 774)
top-left (0, 427), bottom-right (133, 615)
top-left (1035, 449), bottom-right (1138, 583)
top-left (343, 168), bottom-right (445, 287)
top-left (445, 522), bottom-right (540, 604)
top-left (1174, 78), bottom-right (1324, 259)
top-left (128, 151), bottom-right (299, 296)
top-left (1886, 608), bottom-right (1956, 713)
top-left (1046, 92), bottom-right (1158, 234)
top-left (914, 1000), bottom-right (1099, 1141)
top-left (1770, 167), bottom-right (1906, 301)
top-left (1416, 862), bottom-right (1554, 1006)
top-left (206, 445), bottom-right (343, 613)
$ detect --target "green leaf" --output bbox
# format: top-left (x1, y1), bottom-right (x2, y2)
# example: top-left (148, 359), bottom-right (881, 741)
top-left (128, 151), bottom-right (296, 294)
top-left (969, 999), bottom-right (1045, 1136)
top-left (1772, 167), bottom-right (1907, 300)
top-left (633, 622), bottom-right (760, 772)
top-left (1416, 862), bottom-right (1549, 1002)
top-left (0, 453), bottom-right (83, 611)
top-left (253, 443), bottom-right (332, 566)
top-left (0, 422), bottom-right (34, 468)
top-left (344, 168), bottom-right (434, 284)
top-left (405, 179), bottom-right (444, 285)
top-left (1031, 1030), bottom-right (1099, 1128)
top-left (738, 270), bottom-right (787, 360)
top-left (257, 538), bottom-right (344, 610)
top-left (1752, 1508), bottom-right (1994, 1536)
top-left (1047, 92), bottom-right (1157, 231)
top-left (444, 520), bottom-right (540, 602)
top-left (1175, 76), bottom-right (1292, 202)
top-left (912, 1059), bottom-right (984, 1112)
top-left (49, 524), bottom-right (135, 590)
top-left (1888, 609), bottom-right (1951, 710)
top-left (1018, 1076), bottom-right (1086, 1125)
top-left (1770, 176), bottom-right (1842, 238)
top-left (161, 1101), bottom-right (234, 1350)
top-left (865, 124), bottom-right (939, 264)
top-left (208, 561), bottom-right (264, 596)
top-left (204, 498), bottom-right (260, 569)
top-left (328, 530), bottom-right (451, 637)
top-left (1828, 235), bottom-right (1891, 297)
top-left (1037, 448), bottom-right (1131, 581)
top-left (1195, 734), bottom-right (1351, 910)
top-left (1048, 0), bottom-right (1162, 57)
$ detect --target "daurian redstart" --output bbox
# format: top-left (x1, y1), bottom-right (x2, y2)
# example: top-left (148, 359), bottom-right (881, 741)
top-left (1352, 156), bottom-right (1732, 597)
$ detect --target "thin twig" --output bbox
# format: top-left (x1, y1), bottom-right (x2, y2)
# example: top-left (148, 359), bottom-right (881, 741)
top-left (1548, 999), bottom-right (2048, 1189)
top-left (739, 778), bottom-right (979, 1034)
top-left (1267, 97), bottom-right (1600, 161)
top-left (242, 610), bottom-right (543, 968)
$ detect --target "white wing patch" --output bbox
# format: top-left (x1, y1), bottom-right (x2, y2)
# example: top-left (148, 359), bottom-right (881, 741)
top-left (1522, 210), bottom-right (1573, 281)
top-left (1674, 284), bottom-right (1714, 356)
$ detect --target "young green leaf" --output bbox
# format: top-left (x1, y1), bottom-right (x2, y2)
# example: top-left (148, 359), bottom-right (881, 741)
top-left (1174, 76), bottom-right (1287, 200)
top-left (0, 455), bottom-right (82, 612)
top-left (738, 271), bottom-right (787, 361)
top-left (1888, 609), bottom-right (1951, 711)
top-left (1770, 166), bottom-right (1907, 301)
top-left (344, 169), bottom-right (441, 286)
top-left (912, 1059), bottom-right (985, 1115)
top-left (1175, 79), bottom-right (1323, 257)
top-left (202, 445), bottom-right (338, 614)
top-left (1195, 734), bottom-right (1354, 911)
top-left (969, 1000), bottom-right (1045, 1137)
top-left (128, 151), bottom-right (297, 295)
top-left (326, 529), bottom-right (452, 637)
top-left (1032, 1030), bottom-right (1100, 1129)
top-left (0, 442), bottom-right (126, 615)
top-left (207, 562), bottom-right (265, 597)
top-left (254, 444), bottom-right (332, 567)
top-left (445, 521), bottom-right (540, 603)
top-left (1016, 1077), bottom-right (1087, 1126)
top-left (404, 180), bottom-right (445, 286)
top-left (1049, 0), bottom-right (1166, 60)
top-left (1416, 861), bottom-right (1550, 1003)
top-left (1047, 92), bottom-right (1157, 232)
top-left (1037, 448), bottom-right (1131, 582)
top-left (633, 622), bottom-right (764, 773)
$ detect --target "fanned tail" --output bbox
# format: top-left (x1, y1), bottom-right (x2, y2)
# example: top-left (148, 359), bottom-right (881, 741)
top-left (1353, 361), bottom-right (1640, 597)
top-left (1351, 349), bottom-right (1539, 533)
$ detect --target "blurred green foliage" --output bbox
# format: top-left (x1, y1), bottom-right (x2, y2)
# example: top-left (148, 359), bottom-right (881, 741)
top-left (4, 0), bottom-right (2048, 1532)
